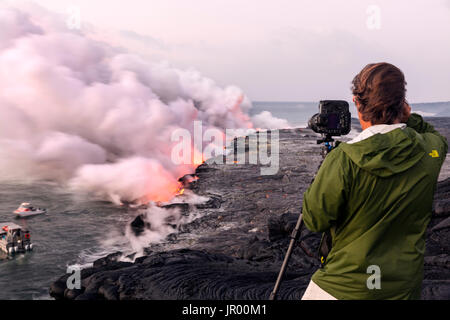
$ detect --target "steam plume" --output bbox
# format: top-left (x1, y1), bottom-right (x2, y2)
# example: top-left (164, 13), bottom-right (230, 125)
top-left (0, 4), bottom-right (263, 204)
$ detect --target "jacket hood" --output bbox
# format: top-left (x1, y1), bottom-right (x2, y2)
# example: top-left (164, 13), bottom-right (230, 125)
top-left (339, 127), bottom-right (426, 177)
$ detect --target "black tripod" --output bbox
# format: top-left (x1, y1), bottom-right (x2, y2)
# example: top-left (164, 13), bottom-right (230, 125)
top-left (269, 134), bottom-right (335, 300)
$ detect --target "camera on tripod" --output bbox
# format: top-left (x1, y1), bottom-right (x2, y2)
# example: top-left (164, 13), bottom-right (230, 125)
top-left (270, 100), bottom-right (352, 300)
top-left (308, 100), bottom-right (351, 141)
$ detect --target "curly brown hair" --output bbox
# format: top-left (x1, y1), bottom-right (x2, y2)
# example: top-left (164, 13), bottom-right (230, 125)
top-left (351, 62), bottom-right (407, 125)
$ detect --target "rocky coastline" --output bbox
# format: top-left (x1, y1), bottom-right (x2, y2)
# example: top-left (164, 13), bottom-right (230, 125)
top-left (50, 119), bottom-right (450, 300)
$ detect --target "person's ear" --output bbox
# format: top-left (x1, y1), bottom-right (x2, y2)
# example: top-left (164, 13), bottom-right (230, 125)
top-left (400, 101), bottom-right (411, 122)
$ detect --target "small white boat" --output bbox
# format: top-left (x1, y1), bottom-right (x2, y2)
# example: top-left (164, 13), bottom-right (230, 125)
top-left (13, 203), bottom-right (46, 217)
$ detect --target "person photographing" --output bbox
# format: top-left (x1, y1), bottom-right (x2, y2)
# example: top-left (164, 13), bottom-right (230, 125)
top-left (301, 62), bottom-right (448, 300)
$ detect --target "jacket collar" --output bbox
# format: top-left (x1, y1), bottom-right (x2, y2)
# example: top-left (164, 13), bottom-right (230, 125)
top-left (347, 123), bottom-right (407, 144)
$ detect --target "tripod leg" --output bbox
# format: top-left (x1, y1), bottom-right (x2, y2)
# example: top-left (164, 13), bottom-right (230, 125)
top-left (269, 214), bottom-right (303, 300)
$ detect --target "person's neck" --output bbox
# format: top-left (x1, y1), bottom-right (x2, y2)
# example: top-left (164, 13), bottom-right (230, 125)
top-left (359, 118), bottom-right (372, 130)
top-left (358, 113), bottom-right (401, 130)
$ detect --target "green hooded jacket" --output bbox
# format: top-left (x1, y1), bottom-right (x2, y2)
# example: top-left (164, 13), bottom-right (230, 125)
top-left (302, 113), bottom-right (448, 300)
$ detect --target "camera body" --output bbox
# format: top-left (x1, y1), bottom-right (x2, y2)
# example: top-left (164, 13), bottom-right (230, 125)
top-left (308, 100), bottom-right (351, 136)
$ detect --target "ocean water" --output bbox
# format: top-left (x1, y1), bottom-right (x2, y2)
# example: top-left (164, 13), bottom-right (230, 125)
top-left (0, 182), bottom-right (133, 299)
top-left (0, 100), bottom-right (448, 300)
top-left (250, 101), bottom-right (324, 127)
top-left (250, 101), bottom-right (450, 127)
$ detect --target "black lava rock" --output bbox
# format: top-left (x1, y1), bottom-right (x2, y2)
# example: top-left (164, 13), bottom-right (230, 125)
top-left (49, 125), bottom-right (450, 300)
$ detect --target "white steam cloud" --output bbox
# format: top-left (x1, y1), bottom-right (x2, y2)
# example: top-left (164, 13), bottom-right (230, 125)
top-left (0, 4), bottom-right (292, 204)
top-left (251, 111), bottom-right (291, 129)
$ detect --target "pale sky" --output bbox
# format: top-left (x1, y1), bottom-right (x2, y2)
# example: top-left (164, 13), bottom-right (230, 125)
top-left (9, 0), bottom-right (450, 102)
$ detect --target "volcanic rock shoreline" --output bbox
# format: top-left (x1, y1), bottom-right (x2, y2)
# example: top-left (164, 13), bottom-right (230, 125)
top-left (50, 119), bottom-right (450, 300)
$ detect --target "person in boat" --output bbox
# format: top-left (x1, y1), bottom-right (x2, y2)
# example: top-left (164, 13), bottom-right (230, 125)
top-left (301, 62), bottom-right (448, 300)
